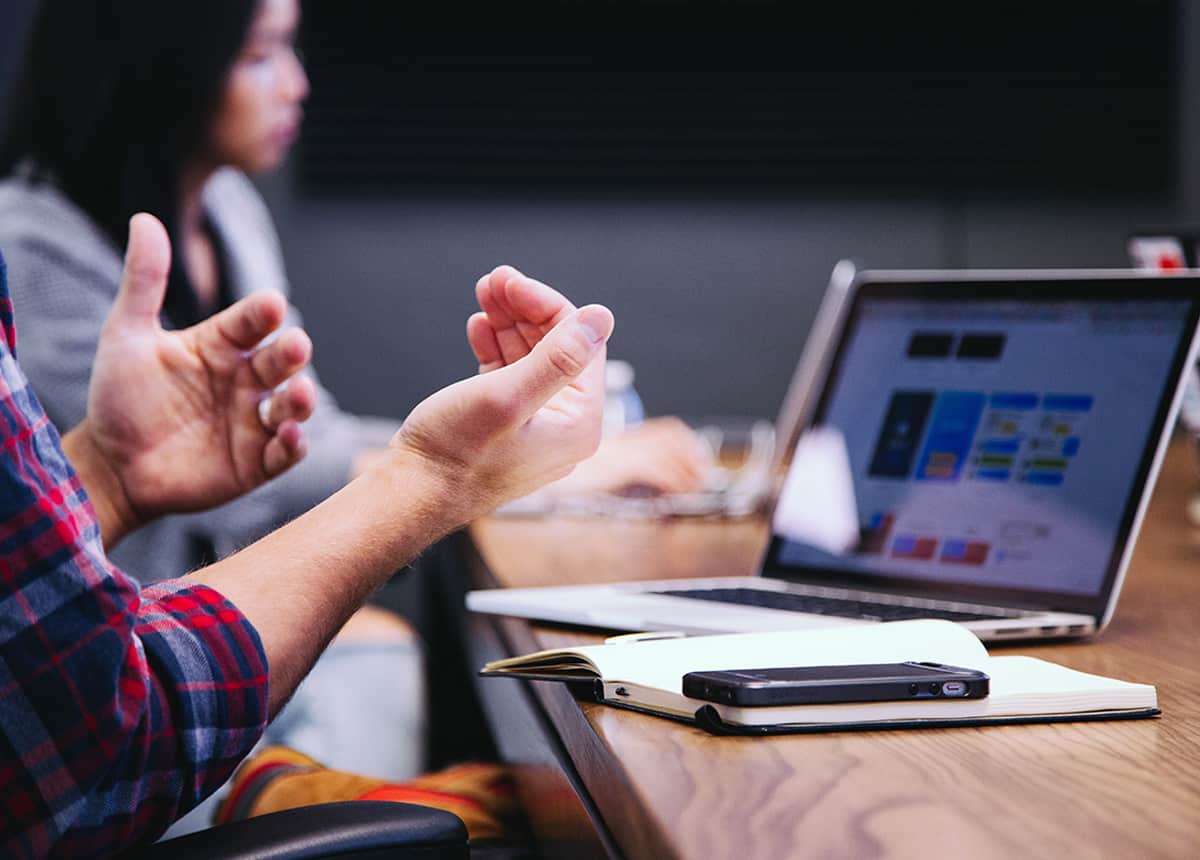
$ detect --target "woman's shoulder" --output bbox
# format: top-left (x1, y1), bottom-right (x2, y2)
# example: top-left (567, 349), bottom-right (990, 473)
top-left (0, 174), bottom-right (122, 286)
top-left (203, 168), bottom-right (280, 247)
top-left (203, 168), bottom-right (290, 299)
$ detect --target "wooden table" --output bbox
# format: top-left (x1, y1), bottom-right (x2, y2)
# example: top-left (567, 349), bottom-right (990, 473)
top-left (463, 437), bottom-right (1200, 859)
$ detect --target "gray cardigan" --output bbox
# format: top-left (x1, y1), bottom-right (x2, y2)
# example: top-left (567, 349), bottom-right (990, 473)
top-left (0, 168), bottom-right (397, 582)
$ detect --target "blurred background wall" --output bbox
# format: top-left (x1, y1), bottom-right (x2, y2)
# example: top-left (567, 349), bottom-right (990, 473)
top-left (4, 1), bottom-right (1200, 423)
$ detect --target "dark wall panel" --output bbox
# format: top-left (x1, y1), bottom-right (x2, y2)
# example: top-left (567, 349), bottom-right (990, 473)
top-left (299, 1), bottom-right (1178, 194)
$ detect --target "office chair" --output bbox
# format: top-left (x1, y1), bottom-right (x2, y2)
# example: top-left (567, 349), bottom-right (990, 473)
top-left (128, 801), bottom-right (469, 859)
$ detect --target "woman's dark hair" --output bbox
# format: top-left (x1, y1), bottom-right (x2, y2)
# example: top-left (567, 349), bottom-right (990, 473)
top-left (0, 0), bottom-right (258, 322)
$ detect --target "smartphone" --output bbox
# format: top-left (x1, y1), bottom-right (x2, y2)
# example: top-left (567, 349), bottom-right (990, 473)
top-left (682, 662), bottom-right (989, 707)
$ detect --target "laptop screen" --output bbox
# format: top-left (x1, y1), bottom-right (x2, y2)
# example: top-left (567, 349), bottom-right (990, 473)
top-left (766, 276), bottom-right (1200, 616)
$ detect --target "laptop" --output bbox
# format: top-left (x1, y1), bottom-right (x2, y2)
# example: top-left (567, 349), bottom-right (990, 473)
top-left (467, 267), bottom-right (1200, 641)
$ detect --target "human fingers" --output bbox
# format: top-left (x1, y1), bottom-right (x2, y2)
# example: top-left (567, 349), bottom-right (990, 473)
top-left (205, 290), bottom-right (289, 351)
top-left (107, 213), bottom-right (172, 329)
top-left (643, 417), bottom-right (715, 474)
top-left (477, 267), bottom-right (537, 365)
top-left (594, 419), bottom-right (711, 493)
top-left (249, 327), bottom-right (313, 389)
top-left (475, 269), bottom-right (515, 327)
top-left (479, 265), bottom-right (573, 324)
top-left (467, 312), bottom-right (505, 372)
top-left (624, 463), bottom-right (699, 495)
top-left (610, 441), bottom-right (707, 494)
top-left (617, 446), bottom-right (707, 493)
top-left (478, 266), bottom-right (576, 362)
top-left (487, 304), bottom-right (614, 427)
top-left (260, 376), bottom-right (317, 431)
top-left (652, 454), bottom-right (710, 492)
top-left (499, 270), bottom-right (575, 332)
top-left (496, 268), bottom-right (576, 353)
top-left (262, 419), bottom-right (308, 477)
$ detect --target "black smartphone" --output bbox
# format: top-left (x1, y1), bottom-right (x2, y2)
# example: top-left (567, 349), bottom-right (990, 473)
top-left (682, 662), bottom-right (989, 707)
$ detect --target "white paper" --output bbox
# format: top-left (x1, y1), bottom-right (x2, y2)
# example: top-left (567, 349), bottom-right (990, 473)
top-left (771, 426), bottom-right (860, 553)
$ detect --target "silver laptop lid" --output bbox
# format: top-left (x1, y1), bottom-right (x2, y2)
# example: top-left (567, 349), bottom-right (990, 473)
top-left (761, 269), bottom-right (1200, 622)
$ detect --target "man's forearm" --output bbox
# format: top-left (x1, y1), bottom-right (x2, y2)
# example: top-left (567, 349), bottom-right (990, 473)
top-left (61, 421), bottom-right (139, 548)
top-left (189, 447), bottom-right (462, 715)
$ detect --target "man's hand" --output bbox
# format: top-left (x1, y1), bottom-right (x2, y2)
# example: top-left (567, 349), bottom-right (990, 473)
top-left (64, 213), bottom-right (317, 545)
top-left (192, 265), bottom-right (611, 711)
top-left (388, 265), bottom-right (613, 524)
top-left (468, 269), bottom-right (711, 498)
top-left (547, 417), bottom-right (714, 497)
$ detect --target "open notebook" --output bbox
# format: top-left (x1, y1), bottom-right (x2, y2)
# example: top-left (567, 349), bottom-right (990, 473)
top-left (480, 620), bottom-right (1158, 735)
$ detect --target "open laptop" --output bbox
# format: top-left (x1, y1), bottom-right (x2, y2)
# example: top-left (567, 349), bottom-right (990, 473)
top-left (467, 267), bottom-right (1200, 641)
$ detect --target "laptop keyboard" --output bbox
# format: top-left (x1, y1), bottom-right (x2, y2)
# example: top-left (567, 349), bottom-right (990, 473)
top-left (651, 587), bottom-right (1011, 622)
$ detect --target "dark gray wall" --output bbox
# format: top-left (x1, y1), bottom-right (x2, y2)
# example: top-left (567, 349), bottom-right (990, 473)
top-left (0, 0), bottom-right (35, 120)
top-left (258, 176), bottom-right (1186, 424)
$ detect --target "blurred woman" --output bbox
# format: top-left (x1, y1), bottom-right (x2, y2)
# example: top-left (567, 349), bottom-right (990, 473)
top-left (0, 5), bottom-right (425, 830)
top-left (0, 0), bottom-right (389, 583)
top-left (0, 0), bottom-right (709, 830)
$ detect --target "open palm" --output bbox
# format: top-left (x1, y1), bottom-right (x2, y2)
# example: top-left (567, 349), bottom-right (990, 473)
top-left (84, 213), bottom-right (316, 521)
top-left (393, 265), bottom-right (612, 522)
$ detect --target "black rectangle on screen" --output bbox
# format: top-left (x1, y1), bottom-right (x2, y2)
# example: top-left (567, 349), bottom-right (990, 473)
top-left (907, 333), bottom-right (954, 358)
top-left (957, 333), bottom-right (1006, 359)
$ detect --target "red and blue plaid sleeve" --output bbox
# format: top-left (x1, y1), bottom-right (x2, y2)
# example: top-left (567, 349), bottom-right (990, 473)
top-left (0, 254), bottom-right (269, 858)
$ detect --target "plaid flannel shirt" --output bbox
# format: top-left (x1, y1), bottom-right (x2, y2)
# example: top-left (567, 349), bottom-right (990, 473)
top-left (0, 253), bottom-right (269, 858)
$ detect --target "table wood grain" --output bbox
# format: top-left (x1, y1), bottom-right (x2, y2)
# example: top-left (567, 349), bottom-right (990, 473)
top-left (469, 436), bottom-right (1200, 859)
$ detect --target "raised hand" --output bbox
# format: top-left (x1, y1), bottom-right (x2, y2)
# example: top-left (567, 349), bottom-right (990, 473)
top-left (190, 268), bottom-right (610, 708)
top-left (468, 267), bottom-right (713, 498)
top-left (67, 213), bottom-right (316, 543)
top-left (391, 265), bottom-right (613, 523)
top-left (465, 265), bottom-right (576, 372)
top-left (548, 416), bottom-right (714, 497)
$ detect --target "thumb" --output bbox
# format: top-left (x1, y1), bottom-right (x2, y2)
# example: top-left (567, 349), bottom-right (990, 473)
top-left (109, 213), bottom-right (172, 328)
top-left (495, 304), bottom-right (614, 423)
